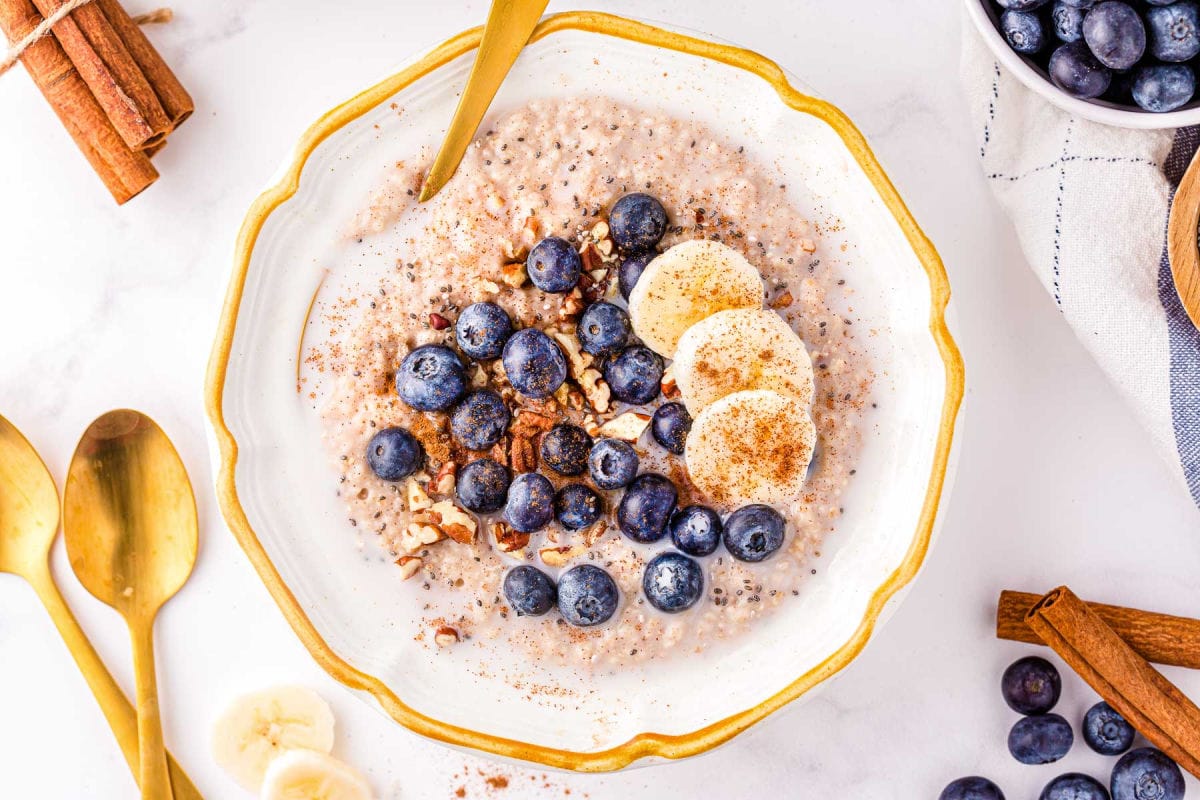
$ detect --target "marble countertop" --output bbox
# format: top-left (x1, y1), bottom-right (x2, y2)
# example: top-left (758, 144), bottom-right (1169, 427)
top-left (3, 1), bottom-right (1199, 797)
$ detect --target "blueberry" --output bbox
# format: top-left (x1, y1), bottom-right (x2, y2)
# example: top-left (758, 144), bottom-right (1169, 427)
top-left (1040, 773), bottom-right (1110, 800)
top-left (609, 193), bottom-right (668, 253)
top-left (1111, 748), bottom-right (1185, 800)
top-left (455, 458), bottom-right (510, 513)
top-left (617, 473), bottom-right (677, 543)
top-left (1051, 2), bottom-right (1086, 42)
top-left (366, 427), bottom-right (424, 480)
top-left (450, 389), bottom-right (511, 451)
top-left (554, 483), bottom-right (603, 530)
top-left (723, 504), bottom-right (785, 562)
top-left (503, 565), bottom-right (557, 616)
top-left (1083, 2), bottom-right (1146, 69)
top-left (1049, 40), bottom-right (1113, 98)
top-left (1148, 0), bottom-right (1178, 4)
top-left (1083, 701), bottom-right (1135, 755)
top-left (504, 472), bottom-right (556, 533)
top-left (940, 777), bottom-right (1006, 800)
top-left (1002, 656), bottom-right (1062, 715)
top-left (587, 438), bottom-right (639, 489)
top-left (396, 344), bottom-right (466, 412)
top-left (557, 564), bottom-right (619, 626)
top-left (1002, 10), bottom-right (1046, 53)
top-left (1060, 0), bottom-right (1094, 6)
top-left (502, 328), bottom-right (567, 399)
top-left (1147, 2), bottom-right (1200, 61)
top-left (577, 301), bottom-right (631, 356)
top-left (527, 237), bottom-right (582, 293)
top-left (669, 505), bottom-right (723, 556)
top-left (1133, 64), bottom-right (1196, 111)
top-left (1008, 713), bottom-right (1074, 764)
top-left (541, 423), bottom-right (592, 476)
top-left (642, 552), bottom-right (704, 613)
top-left (604, 345), bottom-right (664, 405)
top-left (651, 402), bottom-right (692, 455)
top-left (618, 251), bottom-right (655, 299)
top-left (454, 301), bottom-right (512, 360)
top-left (997, 0), bottom-right (1049, 8)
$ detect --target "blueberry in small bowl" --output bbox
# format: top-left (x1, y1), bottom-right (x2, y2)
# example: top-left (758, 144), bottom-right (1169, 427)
top-left (577, 301), bottom-right (631, 357)
top-left (587, 438), bottom-right (639, 489)
top-left (1082, 701), bottom-right (1135, 755)
top-left (455, 301), bottom-right (513, 360)
top-left (450, 389), bottom-right (511, 451)
top-left (1146, 1), bottom-right (1200, 62)
top-left (723, 504), bottom-right (785, 562)
top-left (554, 483), bottom-right (603, 530)
top-left (557, 564), bottom-right (619, 627)
top-left (456, 458), bottom-right (510, 513)
top-left (366, 427), bottom-right (424, 481)
top-left (1039, 773), bottom-right (1109, 800)
top-left (1008, 713), bottom-right (1074, 764)
top-left (503, 565), bottom-right (557, 616)
top-left (1082, 1), bottom-right (1146, 70)
top-left (651, 402), bottom-right (692, 455)
top-left (617, 473), bottom-right (677, 543)
top-left (669, 505), bottom-right (723, 557)
top-left (396, 344), bottom-right (466, 412)
top-left (1133, 64), bottom-right (1196, 112)
top-left (527, 236), bottom-right (582, 293)
top-left (609, 193), bottom-right (668, 253)
top-left (1110, 748), bottom-right (1185, 800)
top-left (1001, 655), bottom-right (1061, 715)
top-left (1052, 2), bottom-right (1086, 43)
top-left (1049, 40), bottom-right (1112, 99)
top-left (642, 551), bottom-right (704, 613)
top-left (541, 422), bottom-right (593, 476)
top-left (603, 345), bottom-right (664, 405)
top-left (502, 328), bottom-right (567, 399)
top-left (1002, 9), bottom-right (1046, 53)
top-left (618, 251), bottom-right (655, 300)
top-left (504, 472), bottom-right (556, 533)
top-left (939, 776), bottom-right (1006, 800)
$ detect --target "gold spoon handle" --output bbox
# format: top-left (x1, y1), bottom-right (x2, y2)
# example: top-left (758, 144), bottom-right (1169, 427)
top-left (418, 0), bottom-right (549, 201)
top-left (26, 566), bottom-right (201, 799)
top-left (130, 617), bottom-right (172, 800)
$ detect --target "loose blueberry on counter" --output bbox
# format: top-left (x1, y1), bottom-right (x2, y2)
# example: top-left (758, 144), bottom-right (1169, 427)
top-left (1133, 64), bottom-right (1196, 112)
top-left (669, 505), bottom-right (723, 557)
top-left (1082, 701), bottom-right (1135, 755)
top-left (455, 301), bottom-right (513, 360)
top-left (1001, 656), bottom-right (1062, 715)
top-left (1049, 40), bottom-right (1112, 98)
top-left (1008, 713), bottom-right (1074, 764)
top-left (456, 458), bottom-right (510, 513)
top-left (651, 402), bottom-right (692, 455)
top-left (1051, 2), bottom-right (1086, 42)
top-left (1082, 1), bottom-right (1146, 70)
top-left (396, 344), bottom-right (466, 412)
top-left (504, 472), bottom-right (556, 533)
top-left (939, 776), bottom-right (1006, 800)
top-left (618, 251), bottom-right (655, 299)
top-left (642, 552), bottom-right (704, 613)
top-left (1002, 10), bottom-right (1046, 53)
top-left (365, 427), bottom-right (424, 481)
top-left (527, 236), bottom-right (582, 293)
top-left (577, 301), bottom-right (632, 357)
top-left (503, 565), bottom-right (557, 616)
top-left (554, 484), bottom-right (603, 530)
top-left (557, 564), bottom-right (619, 627)
top-left (502, 328), bottom-right (568, 399)
top-left (1146, 1), bottom-right (1200, 62)
top-left (617, 473), bottom-right (678, 543)
top-left (540, 423), bottom-right (593, 476)
top-left (723, 504), bottom-right (786, 562)
top-left (1040, 773), bottom-right (1110, 800)
top-left (587, 438), bottom-right (639, 490)
top-left (604, 345), bottom-right (665, 405)
top-left (1110, 748), bottom-right (1185, 800)
top-left (450, 389), bottom-right (511, 451)
top-left (609, 193), bottom-right (668, 253)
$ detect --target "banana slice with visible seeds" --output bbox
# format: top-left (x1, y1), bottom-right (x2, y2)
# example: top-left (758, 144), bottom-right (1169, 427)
top-left (260, 750), bottom-right (373, 800)
top-left (627, 239), bottom-right (763, 357)
top-left (211, 686), bottom-right (335, 790)
top-left (673, 308), bottom-right (814, 415)
top-left (685, 389), bottom-right (815, 509)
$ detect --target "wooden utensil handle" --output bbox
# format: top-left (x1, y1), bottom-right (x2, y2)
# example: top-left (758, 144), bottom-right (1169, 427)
top-left (130, 617), bottom-right (173, 800)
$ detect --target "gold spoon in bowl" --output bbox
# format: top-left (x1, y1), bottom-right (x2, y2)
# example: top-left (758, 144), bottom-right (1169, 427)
top-left (64, 410), bottom-right (198, 800)
top-left (0, 414), bottom-right (202, 799)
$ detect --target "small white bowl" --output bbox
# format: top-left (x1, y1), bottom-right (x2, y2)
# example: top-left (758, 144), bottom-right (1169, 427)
top-left (964, 0), bottom-right (1200, 129)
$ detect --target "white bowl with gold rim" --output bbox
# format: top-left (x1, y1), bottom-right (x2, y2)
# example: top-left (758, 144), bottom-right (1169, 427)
top-left (205, 11), bottom-right (963, 772)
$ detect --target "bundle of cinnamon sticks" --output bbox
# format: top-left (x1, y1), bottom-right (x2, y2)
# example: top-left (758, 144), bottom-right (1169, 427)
top-left (0, 0), bottom-right (192, 203)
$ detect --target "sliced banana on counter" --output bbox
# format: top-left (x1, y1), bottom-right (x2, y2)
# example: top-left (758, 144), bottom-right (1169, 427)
top-left (628, 239), bottom-right (764, 357)
top-left (260, 749), bottom-right (373, 800)
top-left (211, 685), bottom-right (336, 791)
top-left (685, 389), bottom-right (816, 509)
top-left (673, 308), bottom-right (814, 415)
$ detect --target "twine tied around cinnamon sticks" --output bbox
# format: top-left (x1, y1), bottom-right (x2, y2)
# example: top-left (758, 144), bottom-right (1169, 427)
top-left (0, 0), bottom-right (170, 76)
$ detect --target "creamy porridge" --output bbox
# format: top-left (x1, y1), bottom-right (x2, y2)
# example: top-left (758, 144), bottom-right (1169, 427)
top-left (311, 97), bottom-right (873, 667)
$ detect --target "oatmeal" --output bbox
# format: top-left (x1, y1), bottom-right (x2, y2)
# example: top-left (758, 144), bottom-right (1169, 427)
top-left (312, 97), bottom-right (873, 667)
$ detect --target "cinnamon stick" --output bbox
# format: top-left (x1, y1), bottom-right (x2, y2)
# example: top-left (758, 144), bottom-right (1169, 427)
top-left (1025, 587), bottom-right (1200, 779)
top-left (998, 590), bottom-right (1200, 670)
top-left (97, 0), bottom-right (192, 127)
top-left (0, 0), bottom-right (157, 202)
top-left (28, 0), bottom-right (170, 149)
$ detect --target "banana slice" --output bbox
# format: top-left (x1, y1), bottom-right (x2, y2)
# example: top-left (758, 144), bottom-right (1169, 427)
top-left (627, 239), bottom-right (763, 357)
top-left (685, 389), bottom-right (815, 508)
top-left (260, 750), bottom-right (373, 800)
top-left (673, 308), bottom-right (814, 415)
top-left (211, 686), bottom-right (336, 790)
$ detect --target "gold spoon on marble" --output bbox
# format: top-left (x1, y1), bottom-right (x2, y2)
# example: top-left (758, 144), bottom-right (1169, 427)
top-left (0, 413), bottom-right (202, 799)
top-left (64, 410), bottom-right (198, 800)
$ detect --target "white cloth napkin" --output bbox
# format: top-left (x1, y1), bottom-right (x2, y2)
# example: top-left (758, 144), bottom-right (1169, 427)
top-left (962, 24), bottom-right (1200, 509)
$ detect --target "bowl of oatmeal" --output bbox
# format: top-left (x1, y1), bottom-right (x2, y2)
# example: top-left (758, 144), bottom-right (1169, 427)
top-left (207, 12), bottom-right (963, 771)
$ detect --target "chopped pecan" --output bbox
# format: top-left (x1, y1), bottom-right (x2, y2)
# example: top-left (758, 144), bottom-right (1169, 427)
top-left (430, 500), bottom-right (476, 544)
top-left (500, 260), bottom-right (527, 288)
top-left (769, 291), bottom-right (794, 310)
top-left (558, 289), bottom-right (586, 322)
top-left (400, 522), bottom-right (445, 554)
top-left (434, 625), bottom-right (460, 646)
top-left (581, 521), bottom-right (608, 548)
top-left (396, 555), bottom-right (423, 580)
top-left (661, 365), bottom-right (680, 399)
top-left (430, 462), bottom-right (457, 496)
top-left (491, 521), bottom-right (529, 553)
top-left (598, 411), bottom-right (651, 442)
top-left (405, 478), bottom-right (433, 512)
top-left (539, 544), bottom-right (586, 567)
top-left (508, 410), bottom-right (555, 472)
top-left (578, 368), bottom-right (611, 413)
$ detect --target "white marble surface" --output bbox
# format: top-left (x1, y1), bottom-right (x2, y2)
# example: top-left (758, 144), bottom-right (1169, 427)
top-left (2, 1), bottom-right (1199, 797)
